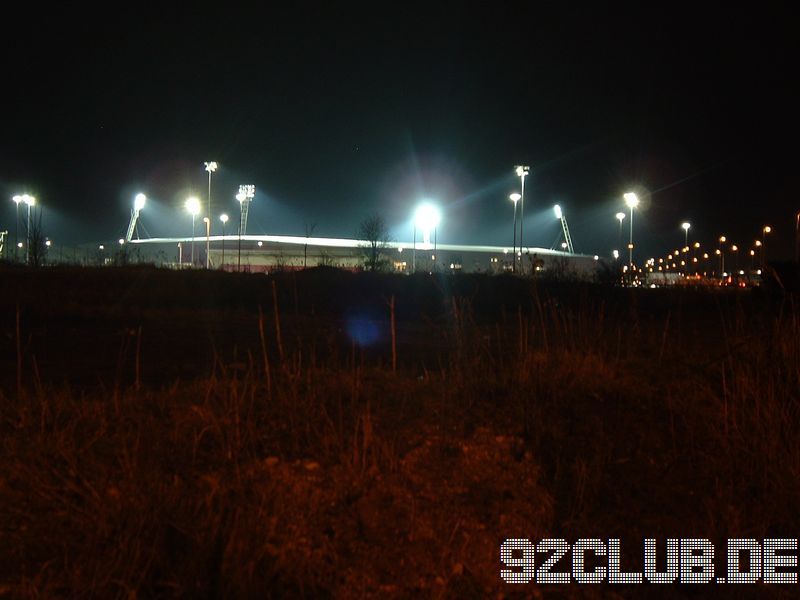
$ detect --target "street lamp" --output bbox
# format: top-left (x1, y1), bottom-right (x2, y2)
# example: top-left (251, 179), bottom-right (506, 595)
top-left (220, 213), bottom-right (229, 269)
top-left (509, 193), bottom-right (521, 272)
top-left (718, 235), bottom-right (726, 277)
top-left (204, 161), bottom-right (217, 269)
top-left (615, 212), bottom-right (625, 255)
top-left (514, 165), bottom-right (530, 259)
top-left (681, 222), bottom-right (691, 247)
top-left (762, 225), bottom-right (771, 268)
top-left (623, 193), bottom-right (639, 269)
top-left (185, 197), bottom-right (201, 266)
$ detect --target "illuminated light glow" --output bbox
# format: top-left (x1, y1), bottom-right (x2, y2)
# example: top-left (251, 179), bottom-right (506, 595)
top-left (719, 236), bottom-right (726, 243)
top-left (703, 253), bottom-right (709, 259)
top-left (45, 240), bottom-right (51, 247)
top-left (134, 193), bottom-right (146, 211)
top-left (615, 212), bottom-right (625, 222)
top-left (681, 222), bottom-right (691, 231)
top-left (509, 193), bottom-right (521, 203)
top-left (397, 246), bottom-right (403, 252)
top-left (414, 202), bottom-right (441, 247)
top-left (731, 245), bottom-right (738, 252)
top-left (613, 250), bottom-right (620, 259)
top-left (694, 242), bottom-right (700, 248)
top-left (220, 213), bottom-right (229, 224)
top-left (623, 192), bottom-right (639, 208)
top-left (763, 226), bottom-right (771, 234)
top-left (204, 161), bottom-right (218, 173)
top-left (593, 255), bottom-right (599, 260)
top-left (515, 165), bottom-right (530, 178)
top-left (755, 240), bottom-right (762, 247)
top-left (185, 197), bottom-right (201, 215)
top-left (118, 239), bottom-right (125, 245)
top-left (17, 242), bottom-right (23, 248)
top-left (258, 241), bottom-right (263, 247)
top-left (99, 245), bottom-right (105, 250)
top-left (553, 204), bottom-right (563, 220)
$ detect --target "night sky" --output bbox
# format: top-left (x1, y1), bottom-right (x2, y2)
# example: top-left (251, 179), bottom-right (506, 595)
top-left (2, 4), bottom-right (798, 260)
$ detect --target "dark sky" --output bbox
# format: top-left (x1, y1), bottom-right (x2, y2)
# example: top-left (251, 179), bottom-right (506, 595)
top-left (2, 4), bottom-right (798, 260)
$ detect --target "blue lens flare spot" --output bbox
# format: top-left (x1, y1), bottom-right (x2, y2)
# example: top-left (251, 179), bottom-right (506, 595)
top-left (345, 314), bottom-right (383, 347)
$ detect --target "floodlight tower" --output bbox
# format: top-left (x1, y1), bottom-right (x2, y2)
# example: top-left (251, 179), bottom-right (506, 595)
top-left (553, 204), bottom-right (574, 253)
top-left (125, 193), bottom-right (146, 242)
top-left (237, 184), bottom-right (255, 236)
top-left (204, 161), bottom-right (217, 269)
top-left (236, 185), bottom-right (255, 272)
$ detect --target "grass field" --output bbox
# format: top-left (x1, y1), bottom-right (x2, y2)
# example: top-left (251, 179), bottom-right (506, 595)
top-left (1, 265), bottom-right (799, 598)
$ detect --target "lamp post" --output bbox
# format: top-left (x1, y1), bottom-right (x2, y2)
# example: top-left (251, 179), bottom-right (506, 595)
top-left (761, 225), bottom-right (771, 268)
top-left (615, 212), bottom-right (625, 257)
top-left (185, 197), bottom-right (200, 266)
top-left (681, 222), bottom-right (691, 248)
top-left (623, 193), bottom-right (639, 270)
top-left (204, 161), bottom-right (217, 269)
top-left (514, 165), bottom-right (530, 261)
top-left (220, 213), bottom-right (229, 270)
top-left (510, 193), bottom-right (521, 272)
top-left (203, 217), bottom-right (210, 267)
top-left (718, 235), bottom-right (726, 278)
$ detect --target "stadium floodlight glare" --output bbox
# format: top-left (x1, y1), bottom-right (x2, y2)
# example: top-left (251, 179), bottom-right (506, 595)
top-left (553, 204), bottom-right (562, 220)
top-left (623, 193), bottom-right (639, 209)
top-left (412, 202), bottom-right (441, 272)
top-left (126, 193), bottom-right (147, 242)
top-left (414, 203), bottom-right (441, 246)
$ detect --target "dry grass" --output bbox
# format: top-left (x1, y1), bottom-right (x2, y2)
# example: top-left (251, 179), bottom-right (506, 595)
top-left (1, 267), bottom-right (799, 598)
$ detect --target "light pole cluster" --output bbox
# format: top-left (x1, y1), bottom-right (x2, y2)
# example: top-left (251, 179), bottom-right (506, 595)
top-left (514, 165), bottom-right (530, 264)
top-left (11, 194), bottom-right (36, 264)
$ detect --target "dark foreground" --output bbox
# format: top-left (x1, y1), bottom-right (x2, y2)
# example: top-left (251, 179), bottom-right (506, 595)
top-left (1, 265), bottom-right (799, 598)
